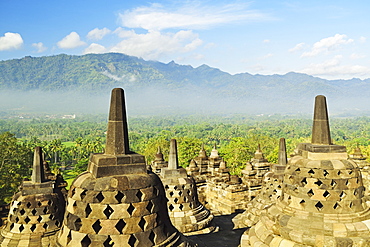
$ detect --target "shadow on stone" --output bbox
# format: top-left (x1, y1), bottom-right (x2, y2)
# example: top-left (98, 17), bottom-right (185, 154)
top-left (187, 213), bottom-right (248, 247)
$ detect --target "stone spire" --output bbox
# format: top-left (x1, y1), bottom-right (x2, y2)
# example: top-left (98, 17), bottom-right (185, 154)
top-left (311, 95), bottom-right (331, 145)
top-left (57, 88), bottom-right (193, 247)
top-left (278, 138), bottom-right (287, 166)
top-left (168, 139), bottom-right (179, 169)
top-left (31, 146), bottom-right (46, 183)
top-left (105, 88), bottom-right (130, 155)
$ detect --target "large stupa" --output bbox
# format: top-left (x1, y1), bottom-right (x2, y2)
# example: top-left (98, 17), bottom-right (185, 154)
top-left (241, 95), bottom-right (370, 246)
top-left (56, 88), bottom-right (194, 247)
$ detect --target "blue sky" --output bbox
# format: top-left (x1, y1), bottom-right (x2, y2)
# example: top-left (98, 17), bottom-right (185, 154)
top-left (1, 0), bottom-right (370, 79)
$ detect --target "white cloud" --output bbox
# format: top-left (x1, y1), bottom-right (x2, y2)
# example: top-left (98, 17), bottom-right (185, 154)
top-left (289, 42), bottom-right (305, 53)
top-left (113, 28), bottom-right (138, 38)
top-left (32, 42), bottom-right (47, 53)
top-left (84, 43), bottom-right (107, 54)
top-left (87, 28), bottom-right (111, 40)
top-left (193, 54), bottom-right (204, 60)
top-left (300, 55), bottom-right (370, 78)
top-left (0, 32), bottom-right (23, 51)
top-left (359, 36), bottom-right (366, 43)
top-left (301, 34), bottom-right (353, 57)
top-left (263, 39), bottom-right (270, 43)
top-left (110, 29), bottom-right (203, 60)
top-left (262, 53), bottom-right (273, 59)
top-left (57, 32), bottom-right (86, 49)
top-left (350, 53), bottom-right (366, 60)
top-left (118, 2), bottom-right (271, 31)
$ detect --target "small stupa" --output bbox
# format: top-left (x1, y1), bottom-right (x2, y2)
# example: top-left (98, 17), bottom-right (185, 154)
top-left (241, 145), bottom-right (271, 197)
top-left (349, 146), bottom-right (370, 198)
top-left (159, 139), bottom-right (215, 235)
top-left (56, 88), bottom-right (193, 247)
top-left (151, 146), bottom-right (168, 174)
top-left (241, 95), bottom-right (370, 246)
top-left (0, 147), bottom-right (66, 246)
top-left (233, 138), bottom-right (287, 229)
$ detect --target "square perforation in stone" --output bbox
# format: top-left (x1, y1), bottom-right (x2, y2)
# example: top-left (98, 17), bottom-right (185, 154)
top-left (92, 220), bottom-right (102, 234)
top-left (128, 235), bottom-right (137, 247)
top-left (103, 236), bottom-right (114, 247)
top-left (315, 201), bottom-right (324, 211)
top-left (115, 219), bottom-right (126, 234)
top-left (115, 191), bottom-right (124, 203)
top-left (81, 235), bottom-right (92, 247)
top-left (103, 205), bottom-right (114, 219)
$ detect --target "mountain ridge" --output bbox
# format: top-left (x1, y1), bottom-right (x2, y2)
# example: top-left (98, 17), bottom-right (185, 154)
top-left (0, 53), bottom-right (369, 115)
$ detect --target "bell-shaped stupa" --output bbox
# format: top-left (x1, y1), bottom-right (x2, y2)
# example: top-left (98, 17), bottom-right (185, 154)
top-left (159, 139), bottom-right (215, 235)
top-left (0, 147), bottom-right (66, 246)
top-left (241, 95), bottom-right (370, 246)
top-left (56, 88), bottom-right (193, 247)
top-left (151, 146), bottom-right (168, 174)
top-left (233, 138), bottom-right (286, 229)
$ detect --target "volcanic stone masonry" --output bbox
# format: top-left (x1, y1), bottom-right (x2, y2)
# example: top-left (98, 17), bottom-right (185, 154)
top-left (56, 88), bottom-right (194, 247)
top-left (158, 139), bottom-right (215, 235)
top-left (241, 95), bottom-right (370, 247)
top-left (0, 147), bottom-right (66, 247)
top-left (232, 138), bottom-right (287, 229)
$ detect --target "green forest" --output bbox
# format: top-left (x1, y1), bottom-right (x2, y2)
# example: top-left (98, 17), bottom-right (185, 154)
top-left (1, 114), bottom-right (370, 204)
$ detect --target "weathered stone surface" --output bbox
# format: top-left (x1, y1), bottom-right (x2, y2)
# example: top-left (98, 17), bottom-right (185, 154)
top-left (241, 95), bottom-right (370, 247)
top-left (56, 88), bottom-right (193, 247)
top-left (0, 147), bottom-right (66, 247)
top-left (159, 139), bottom-right (215, 235)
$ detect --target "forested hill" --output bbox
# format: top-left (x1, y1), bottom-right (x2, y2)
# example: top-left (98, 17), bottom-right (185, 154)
top-left (1, 53), bottom-right (370, 115)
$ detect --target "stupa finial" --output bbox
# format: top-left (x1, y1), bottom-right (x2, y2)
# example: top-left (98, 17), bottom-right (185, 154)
top-left (168, 139), bottom-right (179, 169)
top-left (278, 138), bottom-right (287, 166)
top-left (31, 146), bottom-right (45, 183)
top-left (105, 88), bottom-right (130, 155)
top-left (311, 95), bottom-right (331, 145)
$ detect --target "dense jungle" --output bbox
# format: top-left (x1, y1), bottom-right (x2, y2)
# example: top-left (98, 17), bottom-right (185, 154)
top-left (0, 114), bottom-right (370, 204)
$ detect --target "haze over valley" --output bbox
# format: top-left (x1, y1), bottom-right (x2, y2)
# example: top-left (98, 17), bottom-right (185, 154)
top-left (0, 53), bottom-right (369, 117)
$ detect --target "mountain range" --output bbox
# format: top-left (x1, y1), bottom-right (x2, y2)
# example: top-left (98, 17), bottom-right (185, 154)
top-left (0, 53), bottom-right (369, 115)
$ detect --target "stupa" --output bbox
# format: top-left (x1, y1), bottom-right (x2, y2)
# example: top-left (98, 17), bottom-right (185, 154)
top-left (0, 147), bottom-right (66, 246)
top-left (241, 145), bottom-right (271, 200)
top-left (159, 139), bottom-right (215, 235)
top-left (241, 95), bottom-right (370, 246)
top-left (56, 88), bottom-right (193, 247)
top-left (233, 138), bottom-right (287, 229)
top-left (349, 146), bottom-right (370, 198)
top-left (151, 147), bottom-right (168, 174)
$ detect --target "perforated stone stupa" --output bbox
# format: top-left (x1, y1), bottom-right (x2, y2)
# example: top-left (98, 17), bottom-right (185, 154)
top-left (233, 138), bottom-right (286, 229)
top-left (241, 95), bottom-right (370, 246)
top-left (56, 88), bottom-right (193, 247)
top-left (0, 147), bottom-right (66, 247)
top-left (159, 139), bottom-right (215, 235)
top-left (349, 147), bottom-right (370, 198)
